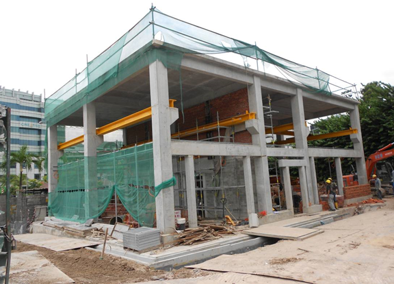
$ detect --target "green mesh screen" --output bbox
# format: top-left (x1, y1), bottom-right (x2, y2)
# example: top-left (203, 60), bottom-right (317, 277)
top-left (44, 7), bottom-right (354, 128)
top-left (48, 143), bottom-right (176, 226)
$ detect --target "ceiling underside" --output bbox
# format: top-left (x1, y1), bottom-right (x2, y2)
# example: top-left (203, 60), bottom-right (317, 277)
top-left (58, 66), bottom-right (350, 128)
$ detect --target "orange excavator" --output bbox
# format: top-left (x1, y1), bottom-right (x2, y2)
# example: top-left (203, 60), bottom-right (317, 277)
top-left (343, 142), bottom-right (394, 193)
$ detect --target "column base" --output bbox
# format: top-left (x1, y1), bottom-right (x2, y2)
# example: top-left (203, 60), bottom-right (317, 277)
top-left (161, 234), bottom-right (175, 245)
top-left (258, 210), bottom-right (294, 225)
top-left (305, 204), bottom-right (323, 214)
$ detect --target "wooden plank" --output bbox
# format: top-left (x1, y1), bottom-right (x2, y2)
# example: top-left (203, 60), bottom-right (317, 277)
top-left (16, 233), bottom-right (100, 251)
top-left (244, 226), bottom-right (322, 240)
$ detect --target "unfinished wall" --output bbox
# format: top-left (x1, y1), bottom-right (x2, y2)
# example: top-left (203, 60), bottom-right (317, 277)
top-left (343, 184), bottom-right (371, 200)
top-left (125, 88), bottom-right (252, 145)
top-left (173, 156), bottom-right (257, 222)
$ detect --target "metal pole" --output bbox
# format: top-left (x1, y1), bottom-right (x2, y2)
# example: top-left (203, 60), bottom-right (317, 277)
top-left (113, 151), bottom-right (117, 222)
top-left (5, 107), bottom-right (12, 284)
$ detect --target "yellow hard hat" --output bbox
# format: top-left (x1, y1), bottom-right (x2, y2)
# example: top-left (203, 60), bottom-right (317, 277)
top-left (328, 178), bottom-right (332, 181)
top-left (326, 179), bottom-right (331, 184)
top-left (372, 174), bottom-right (377, 178)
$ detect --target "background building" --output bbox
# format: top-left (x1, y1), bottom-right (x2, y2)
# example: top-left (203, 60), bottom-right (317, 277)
top-left (0, 86), bottom-right (46, 180)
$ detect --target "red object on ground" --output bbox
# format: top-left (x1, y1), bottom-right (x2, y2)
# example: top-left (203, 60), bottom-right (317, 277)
top-left (258, 210), bottom-right (267, 217)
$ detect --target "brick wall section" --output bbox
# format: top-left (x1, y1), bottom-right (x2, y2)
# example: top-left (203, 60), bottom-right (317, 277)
top-left (126, 122), bottom-right (152, 145)
top-left (125, 87), bottom-right (252, 145)
top-left (343, 184), bottom-right (371, 200)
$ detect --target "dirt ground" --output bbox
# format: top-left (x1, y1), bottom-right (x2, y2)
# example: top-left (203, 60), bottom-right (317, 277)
top-left (14, 242), bottom-right (210, 284)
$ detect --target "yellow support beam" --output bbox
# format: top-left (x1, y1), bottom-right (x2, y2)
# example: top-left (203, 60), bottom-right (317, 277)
top-left (58, 100), bottom-right (176, 150)
top-left (265, 122), bottom-right (294, 134)
top-left (57, 135), bottom-right (85, 151)
top-left (275, 128), bottom-right (358, 145)
top-left (172, 111), bottom-right (256, 139)
top-left (121, 111), bottom-right (256, 149)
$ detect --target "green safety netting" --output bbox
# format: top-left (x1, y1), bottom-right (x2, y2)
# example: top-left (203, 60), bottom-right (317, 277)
top-left (44, 7), bottom-right (353, 128)
top-left (48, 143), bottom-right (176, 225)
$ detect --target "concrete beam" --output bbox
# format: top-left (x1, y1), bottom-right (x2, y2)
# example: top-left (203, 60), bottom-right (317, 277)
top-left (266, 147), bottom-right (305, 157)
top-left (181, 56), bottom-right (253, 85)
top-left (171, 140), bottom-right (261, 157)
top-left (278, 159), bottom-right (307, 168)
top-left (335, 157), bottom-right (344, 196)
top-left (185, 155), bottom-right (198, 228)
top-left (308, 148), bottom-right (362, 158)
top-left (150, 60), bottom-right (176, 236)
top-left (303, 92), bottom-right (356, 110)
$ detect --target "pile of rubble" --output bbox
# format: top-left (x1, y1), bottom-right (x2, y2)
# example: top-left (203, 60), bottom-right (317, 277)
top-left (174, 225), bottom-right (235, 246)
top-left (347, 198), bottom-right (385, 207)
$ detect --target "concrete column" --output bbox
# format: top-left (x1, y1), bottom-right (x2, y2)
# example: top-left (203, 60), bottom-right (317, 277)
top-left (83, 102), bottom-right (103, 219)
top-left (243, 156), bottom-right (255, 215)
top-left (282, 166), bottom-right (293, 213)
top-left (122, 128), bottom-right (128, 147)
top-left (335, 157), bottom-right (344, 196)
top-left (291, 89), bottom-right (313, 206)
top-left (309, 157), bottom-right (319, 204)
top-left (246, 76), bottom-right (273, 215)
top-left (185, 155), bottom-right (198, 228)
top-left (299, 166), bottom-right (309, 213)
top-left (48, 125), bottom-right (62, 193)
top-left (149, 60), bottom-right (176, 236)
top-left (350, 106), bottom-right (368, 184)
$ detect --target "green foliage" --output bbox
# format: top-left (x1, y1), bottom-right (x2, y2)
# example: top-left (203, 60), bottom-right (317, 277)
top-left (0, 174), bottom-right (27, 195)
top-left (28, 179), bottom-right (43, 189)
top-left (309, 81), bottom-right (394, 181)
top-left (33, 156), bottom-right (45, 173)
top-left (358, 81), bottom-right (394, 157)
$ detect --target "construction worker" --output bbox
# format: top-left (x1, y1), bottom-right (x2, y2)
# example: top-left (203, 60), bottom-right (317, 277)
top-left (373, 174), bottom-right (382, 200)
top-left (326, 179), bottom-right (336, 211)
top-left (329, 177), bottom-right (338, 209)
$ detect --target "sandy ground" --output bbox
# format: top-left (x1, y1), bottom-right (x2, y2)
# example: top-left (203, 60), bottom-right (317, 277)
top-left (14, 242), bottom-right (210, 284)
top-left (188, 197), bottom-right (394, 284)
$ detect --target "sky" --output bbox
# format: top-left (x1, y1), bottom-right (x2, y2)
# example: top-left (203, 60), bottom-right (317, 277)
top-left (1, 0), bottom-right (393, 100)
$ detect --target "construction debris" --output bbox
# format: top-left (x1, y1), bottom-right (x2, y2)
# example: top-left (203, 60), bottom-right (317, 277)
top-left (174, 225), bottom-right (235, 246)
top-left (347, 198), bottom-right (385, 207)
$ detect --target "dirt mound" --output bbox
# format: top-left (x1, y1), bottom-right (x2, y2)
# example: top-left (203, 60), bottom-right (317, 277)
top-left (15, 242), bottom-right (210, 283)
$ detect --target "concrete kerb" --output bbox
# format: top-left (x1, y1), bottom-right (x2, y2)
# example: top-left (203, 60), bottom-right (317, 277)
top-left (86, 234), bottom-right (266, 270)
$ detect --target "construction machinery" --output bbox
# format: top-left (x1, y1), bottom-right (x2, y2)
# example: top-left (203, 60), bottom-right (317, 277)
top-left (343, 142), bottom-right (394, 194)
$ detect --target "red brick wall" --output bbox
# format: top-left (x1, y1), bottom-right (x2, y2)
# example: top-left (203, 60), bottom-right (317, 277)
top-left (343, 184), bottom-right (371, 200)
top-left (125, 87), bottom-right (252, 145)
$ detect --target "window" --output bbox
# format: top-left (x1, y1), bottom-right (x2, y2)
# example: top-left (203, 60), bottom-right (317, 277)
top-left (34, 174), bottom-right (41, 180)
top-left (19, 128), bottom-right (40, 135)
top-left (0, 101), bottom-right (43, 112)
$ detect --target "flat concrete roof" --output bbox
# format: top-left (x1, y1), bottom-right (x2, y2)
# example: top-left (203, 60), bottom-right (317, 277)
top-left (58, 48), bottom-right (357, 128)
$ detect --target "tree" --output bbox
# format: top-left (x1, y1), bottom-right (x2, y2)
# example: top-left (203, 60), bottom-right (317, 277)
top-left (9, 145), bottom-right (37, 190)
top-left (358, 81), bottom-right (394, 157)
top-left (28, 179), bottom-right (42, 189)
top-left (33, 156), bottom-right (45, 180)
top-left (309, 81), bottom-right (394, 181)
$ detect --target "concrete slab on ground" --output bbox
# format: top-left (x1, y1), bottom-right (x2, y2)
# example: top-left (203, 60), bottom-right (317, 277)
top-left (139, 272), bottom-right (300, 284)
top-left (244, 226), bottom-right (323, 240)
top-left (16, 233), bottom-right (100, 251)
top-left (10, 250), bottom-right (74, 283)
top-left (188, 199), bottom-right (394, 284)
top-left (87, 234), bottom-right (265, 269)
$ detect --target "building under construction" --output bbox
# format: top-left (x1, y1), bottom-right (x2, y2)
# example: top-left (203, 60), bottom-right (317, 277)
top-left (46, 7), bottom-right (369, 243)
